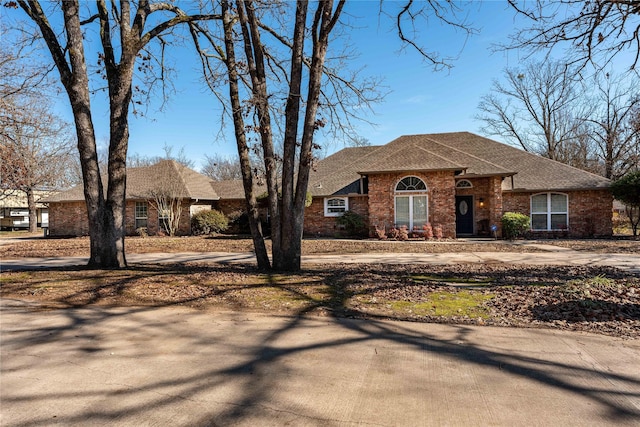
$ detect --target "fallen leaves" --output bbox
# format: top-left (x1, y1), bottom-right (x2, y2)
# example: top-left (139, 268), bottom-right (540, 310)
top-left (1, 262), bottom-right (638, 338)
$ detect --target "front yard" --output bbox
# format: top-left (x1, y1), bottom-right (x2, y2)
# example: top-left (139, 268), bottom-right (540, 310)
top-left (1, 234), bottom-right (638, 258)
top-left (1, 236), bottom-right (638, 339)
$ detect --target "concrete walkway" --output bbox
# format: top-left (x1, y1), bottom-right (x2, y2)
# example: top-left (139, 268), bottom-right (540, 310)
top-left (2, 250), bottom-right (639, 273)
top-left (2, 298), bottom-right (639, 426)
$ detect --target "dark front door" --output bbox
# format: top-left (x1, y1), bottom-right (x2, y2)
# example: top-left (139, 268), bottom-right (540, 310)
top-left (455, 196), bottom-right (474, 235)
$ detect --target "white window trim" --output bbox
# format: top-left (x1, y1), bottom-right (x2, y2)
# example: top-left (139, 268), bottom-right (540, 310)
top-left (456, 179), bottom-right (473, 188)
top-left (135, 202), bottom-right (148, 229)
top-left (530, 192), bottom-right (569, 231)
top-left (135, 202), bottom-right (148, 220)
top-left (395, 176), bottom-right (427, 192)
top-left (324, 197), bottom-right (348, 217)
top-left (394, 195), bottom-right (429, 229)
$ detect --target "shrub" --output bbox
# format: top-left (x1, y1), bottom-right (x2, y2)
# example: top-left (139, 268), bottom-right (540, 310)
top-left (422, 223), bottom-right (433, 240)
top-left (335, 210), bottom-right (367, 237)
top-left (501, 212), bottom-right (530, 240)
top-left (136, 227), bottom-right (148, 238)
top-left (191, 209), bottom-right (229, 235)
top-left (397, 225), bottom-right (409, 241)
top-left (433, 224), bottom-right (443, 240)
top-left (374, 225), bottom-right (387, 240)
top-left (388, 227), bottom-right (399, 240)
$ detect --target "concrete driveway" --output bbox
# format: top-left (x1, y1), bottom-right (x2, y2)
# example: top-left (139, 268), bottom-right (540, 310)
top-left (1, 298), bottom-right (640, 426)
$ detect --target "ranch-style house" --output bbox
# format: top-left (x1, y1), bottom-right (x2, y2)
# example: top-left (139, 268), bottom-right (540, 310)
top-left (43, 132), bottom-right (613, 239)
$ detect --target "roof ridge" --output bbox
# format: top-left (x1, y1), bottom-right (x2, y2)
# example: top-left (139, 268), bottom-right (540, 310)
top-left (422, 135), bottom-right (514, 174)
top-left (171, 161), bottom-right (194, 198)
top-left (315, 144), bottom-right (386, 175)
top-left (410, 142), bottom-right (467, 169)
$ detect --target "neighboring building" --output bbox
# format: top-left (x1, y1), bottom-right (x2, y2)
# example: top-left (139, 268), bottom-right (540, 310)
top-left (42, 160), bottom-right (219, 236)
top-left (0, 191), bottom-right (50, 231)
top-left (298, 132), bottom-right (612, 238)
top-left (43, 133), bottom-right (614, 239)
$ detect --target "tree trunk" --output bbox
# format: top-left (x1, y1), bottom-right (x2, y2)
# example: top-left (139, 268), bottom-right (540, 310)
top-left (276, 0), bottom-right (308, 271)
top-left (278, 0), bottom-right (342, 271)
top-left (26, 188), bottom-right (37, 233)
top-left (25, 0), bottom-right (123, 268)
top-left (241, 1), bottom-right (282, 269)
top-left (222, 0), bottom-right (270, 269)
top-left (59, 1), bottom-right (123, 268)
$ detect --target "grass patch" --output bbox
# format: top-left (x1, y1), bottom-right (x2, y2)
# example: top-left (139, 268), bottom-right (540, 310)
top-left (411, 274), bottom-right (494, 286)
top-left (0, 272), bottom-right (31, 283)
top-left (390, 290), bottom-right (494, 318)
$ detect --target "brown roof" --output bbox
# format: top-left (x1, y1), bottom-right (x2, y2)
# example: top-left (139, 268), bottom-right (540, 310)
top-left (423, 132), bottom-right (610, 191)
top-left (308, 132), bottom-right (610, 196)
top-left (210, 179), bottom-right (266, 200)
top-left (308, 146), bottom-right (380, 196)
top-left (43, 160), bottom-right (220, 203)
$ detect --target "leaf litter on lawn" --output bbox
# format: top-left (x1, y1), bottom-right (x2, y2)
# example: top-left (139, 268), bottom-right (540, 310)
top-left (2, 262), bottom-right (638, 338)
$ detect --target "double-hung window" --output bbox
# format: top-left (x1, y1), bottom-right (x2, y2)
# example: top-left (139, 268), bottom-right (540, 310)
top-left (324, 197), bottom-right (348, 217)
top-left (531, 193), bottom-right (568, 230)
top-left (135, 202), bottom-right (148, 229)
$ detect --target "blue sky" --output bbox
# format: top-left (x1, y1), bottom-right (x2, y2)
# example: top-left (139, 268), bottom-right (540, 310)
top-left (40, 2), bottom-right (542, 170)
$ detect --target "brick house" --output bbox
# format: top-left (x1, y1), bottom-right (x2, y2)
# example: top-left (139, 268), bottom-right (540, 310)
top-left (301, 132), bottom-right (612, 238)
top-left (44, 133), bottom-right (613, 239)
top-left (43, 160), bottom-right (219, 236)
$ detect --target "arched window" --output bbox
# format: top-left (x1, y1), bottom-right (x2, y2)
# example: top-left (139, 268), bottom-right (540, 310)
top-left (394, 177), bottom-right (428, 229)
top-left (396, 176), bottom-right (427, 192)
top-left (456, 179), bottom-right (473, 188)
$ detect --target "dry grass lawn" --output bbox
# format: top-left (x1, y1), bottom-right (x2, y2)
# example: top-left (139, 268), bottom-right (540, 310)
top-left (2, 235), bottom-right (638, 339)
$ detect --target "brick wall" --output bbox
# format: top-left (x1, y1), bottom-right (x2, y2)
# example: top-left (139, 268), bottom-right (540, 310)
top-left (368, 171), bottom-right (456, 238)
top-left (441, 176), bottom-right (505, 236)
top-left (48, 201), bottom-right (89, 236)
top-left (49, 199), bottom-right (197, 237)
top-left (503, 189), bottom-right (612, 237)
top-left (303, 195), bottom-right (369, 237)
top-left (216, 199), bottom-right (246, 217)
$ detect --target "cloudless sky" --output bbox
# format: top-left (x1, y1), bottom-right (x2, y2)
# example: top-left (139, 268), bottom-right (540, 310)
top-left (30, 2), bottom-right (594, 170)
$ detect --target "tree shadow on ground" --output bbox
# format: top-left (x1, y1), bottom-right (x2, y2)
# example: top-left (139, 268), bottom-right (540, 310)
top-left (2, 263), bottom-right (640, 425)
top-left (532, 300), bottom-right (640, 322)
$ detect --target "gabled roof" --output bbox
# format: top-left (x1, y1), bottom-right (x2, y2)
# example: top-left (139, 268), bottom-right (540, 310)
top-left (308, 132), bottom-right (610, 196)
top-left (43, 160), bottom-right (219, 203)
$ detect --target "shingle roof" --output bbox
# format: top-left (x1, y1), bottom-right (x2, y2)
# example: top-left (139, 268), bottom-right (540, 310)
top-left (308, 146), bottom-right (380, 196)
top-left (48, 134), bottom-right (608, 203)
top-left (43, 160), bottom-right (220, 203)
top-left (308, 132), bottom-right (610, 196)
top-left (423, 132), bottom-right (610, 191)
top-left (210, 179), bottom-right (266, 200)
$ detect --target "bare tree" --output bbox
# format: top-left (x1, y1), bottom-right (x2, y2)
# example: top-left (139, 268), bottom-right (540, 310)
top-left (191, 1), bottom-right (475, 271)
top-left (14, 0), bottom-right (220, 268)
top-left (477, 61), bottom-right (588, 163)
top-left (147, 163), bottom-right (184, 237)
top-left (201, 154), bottom-right (242, 181)
top-left (0, 31), bottom-right (75, 231)
top-left (507, 1), bottom-right (640, 72)
top-left (1, 97), bottom-right (75, 232)
top-left (0, 25), bottom-right (51, 104)
top-left (584, 72), bottom-right (640, 179)
top-left (128, 144), bottom-right (195, 168)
